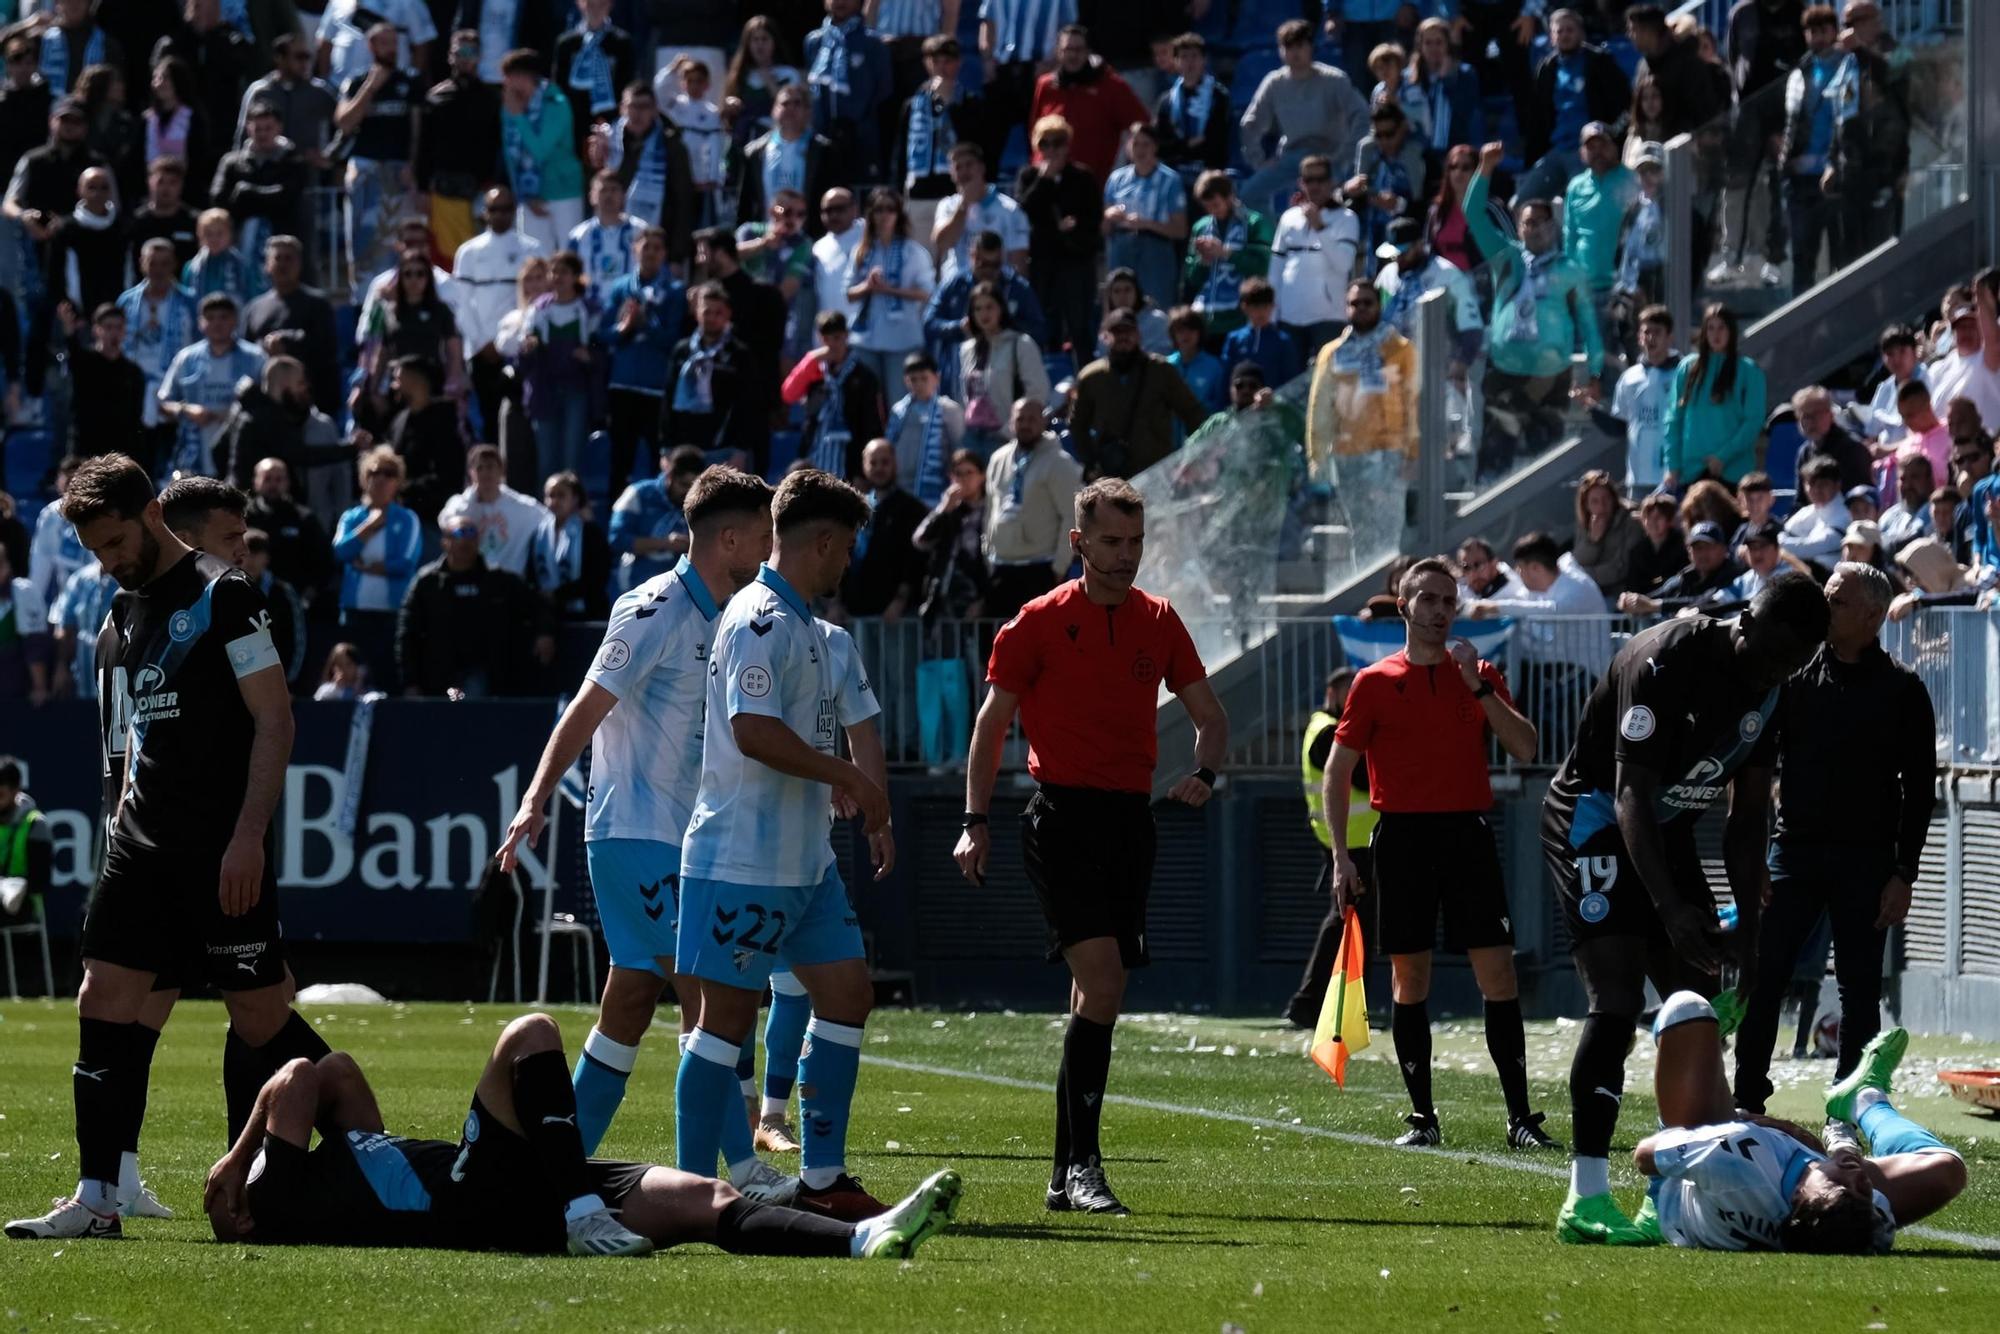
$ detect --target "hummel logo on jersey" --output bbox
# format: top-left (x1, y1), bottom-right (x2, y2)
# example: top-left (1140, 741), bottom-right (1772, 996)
top-left (1593, 1086), bottom-right (1623, 1105)
top-left (541, 1115), bottom-right (576, 1127)
top-left (73, 1065), bottom-right (109, 1082)
top-left (750, 619), bottom-right (774, 637)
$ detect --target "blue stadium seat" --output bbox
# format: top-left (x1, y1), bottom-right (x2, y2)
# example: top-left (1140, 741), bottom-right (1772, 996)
top-left (767, 428), bottom-right (802, 478)
top-left (1764, 416), bottom-right (1802, 516)
top-left (4, 428), bottom-right (52, 507)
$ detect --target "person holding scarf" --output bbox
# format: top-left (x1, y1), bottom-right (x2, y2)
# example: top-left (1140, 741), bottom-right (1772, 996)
top-left (529, 469), bottom-right (610, 620)
top-left (785, 309), bottom-right (885, 481)
top-left (661, 281), bottom-right (753, 460)
top-left (500, 49), bottom-right (585, 253)
top-left (894, 34), bottom-right (976, 253)
top-left (803, 0), bottom-right (892, 185)
top-left (1465, 139), bottom-right (1602, 480)
top-left (552, 0), bottom-right (635, 158)
top-left (10, 0), bottom-right (121, 102)
top-left (1182, 171), bottom-right (1272, 343)
top-left (845, 187), bottom-right (934, 389)
top-left (588, 80), bottom-right (694, 268)
top-left (1153, 32), bottom-right (1229, 180)
top-left (595, 225), bottom-right (683, 496)
top-left (1346, 101), bottom-right (1424, 271)
top-left (885, 351), bottom-right (964, 506)
top-left (733, 81), bottom-right (842, 237)
top-left (1307, 280), bottom-right (1418, 562)
top-left (1101, 122), bottom-right (1185, 333)
top-left (332, 22), bottom-right (420, 305)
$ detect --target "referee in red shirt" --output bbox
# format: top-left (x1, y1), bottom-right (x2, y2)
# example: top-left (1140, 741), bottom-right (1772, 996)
top-left (1322, 558), bottom-right (1558, 1152)
top-left (953, 478), bottom-right (1230, 1217)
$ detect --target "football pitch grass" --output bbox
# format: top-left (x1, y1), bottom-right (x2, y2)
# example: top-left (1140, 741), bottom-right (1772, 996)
top-left (2, 1001), bottom-right (1997, 1333)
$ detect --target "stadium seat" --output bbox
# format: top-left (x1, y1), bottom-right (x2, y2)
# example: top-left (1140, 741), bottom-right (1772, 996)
top-left (0, 896), bottom-right (54, 1000)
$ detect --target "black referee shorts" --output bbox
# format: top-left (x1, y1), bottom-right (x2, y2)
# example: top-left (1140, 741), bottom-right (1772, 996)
top-left (81, 836), bottom-right (288, 992)
top-left (1020, 784), bottom-right (1156, 968)
top-left (1369, 811), bottom-right (1514, 956)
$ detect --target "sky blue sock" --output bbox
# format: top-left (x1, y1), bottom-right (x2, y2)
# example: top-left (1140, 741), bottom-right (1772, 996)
top-left (1858, 1096), bottom-right (1949, 1158)
top-left (763, 982), bottom-right (812, 1107)
top-left (799, 1018), bottom-right (863, 1187)
top-left (675, 1028), bottom-right (739, 1176)
top-left (571, 1028), bottom-right (637, 1157)
top-left (718, 1040), bottom-right (758, 1173)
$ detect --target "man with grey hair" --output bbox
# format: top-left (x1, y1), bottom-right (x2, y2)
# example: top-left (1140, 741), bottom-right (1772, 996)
top-left (1792, 383), bottom-right (1872, 492)
top-left (1732, 561), bottom-right (1938, 1124)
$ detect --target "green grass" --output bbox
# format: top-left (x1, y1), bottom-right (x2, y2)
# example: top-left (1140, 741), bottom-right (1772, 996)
top-left (2, 1001), bottom-right (1998, 1333)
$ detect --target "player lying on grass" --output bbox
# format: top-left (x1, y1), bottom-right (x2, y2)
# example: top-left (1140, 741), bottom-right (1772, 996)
top-left (1631, 991), bottom-right (1967, 1252)
top-left (201, 1013), bottom-right (962, 1259)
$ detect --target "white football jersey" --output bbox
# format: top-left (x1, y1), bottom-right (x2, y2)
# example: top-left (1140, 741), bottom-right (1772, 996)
top-left (581, 559), bottom-right (725, 845)
top-left (818, 619), bottom-right (881, 728)
top-left (1652, 1121), bottom-right (1894, 1252)
top-left (682, 566), bottom-right (840, 887)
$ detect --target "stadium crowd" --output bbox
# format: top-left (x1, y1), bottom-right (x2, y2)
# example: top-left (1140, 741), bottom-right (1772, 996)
top-left (0, 0), bottom-right (1968, 710)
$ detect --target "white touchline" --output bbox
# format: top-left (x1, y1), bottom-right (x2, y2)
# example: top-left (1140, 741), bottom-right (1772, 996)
top-left (860, 1054), bottom-right (1999, 1254)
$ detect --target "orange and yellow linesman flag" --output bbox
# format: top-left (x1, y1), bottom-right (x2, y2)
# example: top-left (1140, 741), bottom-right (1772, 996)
top-left (1310, 907), bottom-right (1370, 1087)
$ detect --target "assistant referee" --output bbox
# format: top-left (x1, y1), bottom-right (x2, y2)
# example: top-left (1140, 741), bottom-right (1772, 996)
top-left (1322, 558), bottom-right (1557, 1151)
top-left (954, 478), bottom-right (1229, 1218)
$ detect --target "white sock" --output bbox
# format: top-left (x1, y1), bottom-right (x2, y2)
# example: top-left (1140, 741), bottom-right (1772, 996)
top-left (1854, 1086), bottom-right (1889, 1115)
top-left (739, 1078), bottom-right (757, 1098)
top-left (117, 1151), bottom-right (142, 1204)
top-left (1570, 1156), bottom-right (1610, 1198)
top-left (583, 1027), bottom-right (640, 1075)
top-left (801, 1166), bottom-right (845, 1190)
top-left (761, 1095), bottom-right (789, 1118)
top-left (563, 1193), bottom-right (608, 1224)
top-left (75, 1179), bottom-right (117, 1213)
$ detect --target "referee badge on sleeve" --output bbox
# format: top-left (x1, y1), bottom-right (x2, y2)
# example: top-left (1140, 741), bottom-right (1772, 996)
top-left (1619, 706), bottom-right (1655, 741)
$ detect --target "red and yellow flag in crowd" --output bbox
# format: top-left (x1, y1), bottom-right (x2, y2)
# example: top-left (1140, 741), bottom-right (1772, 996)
top-left (1310, 908), bottom-right (1370, 1087)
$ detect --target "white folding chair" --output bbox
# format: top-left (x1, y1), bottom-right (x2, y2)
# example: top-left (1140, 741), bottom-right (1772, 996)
top-left (0, 900), bottom-right (56, 999)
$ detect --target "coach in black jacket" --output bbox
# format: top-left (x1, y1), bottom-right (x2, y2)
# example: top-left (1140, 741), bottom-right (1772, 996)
top-left (732, 84), bottom-right (845, 236)
top-left (397, 518), bottom-right (555, 698)
top-left (1732, 561), bottom-right (1937, 1114)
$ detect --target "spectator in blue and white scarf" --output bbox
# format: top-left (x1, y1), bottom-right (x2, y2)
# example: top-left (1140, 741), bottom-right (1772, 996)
top-left (803, 0), bottom-right (893, 184)
top-left (553, 0), bottom-right (636, 157)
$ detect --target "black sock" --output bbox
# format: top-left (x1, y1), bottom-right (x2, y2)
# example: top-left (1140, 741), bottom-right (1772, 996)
top-left (510, 1048), bottom-right (593, 1208)
top-left (224, 1011), bottom-right (333, 1144)
top-left (75, 1017), bottom-right (132, 1188)
top-left (1061, 1015), bottom-right (1114, 1167)
top-left (1483, 998), bottom-right (1532, 1121)
top-left (1569, 1012), bottom-right (1637, 1160)
top-left (1050, 1053), bottom-right (1071, 1191)
top-left (715, 1197), bottom-right (854, 1257)
top-left (123, 1023), bottom-right (163, 1164)
top-left (1392, 1001), bottom-right (1434, 1118)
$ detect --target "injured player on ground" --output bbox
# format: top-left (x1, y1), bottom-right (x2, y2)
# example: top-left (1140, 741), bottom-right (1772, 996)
top-left (201, 1013), bottom-right (961, 1258)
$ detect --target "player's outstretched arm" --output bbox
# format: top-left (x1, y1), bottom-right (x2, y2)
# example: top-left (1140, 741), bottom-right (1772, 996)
top-left (1167, 678), bottom-right (1229, 807)
top-left (1615, 764), bottom-right (1726, 974)
top-left (498, 683), bottom-right (618, 872)
top-left (955, 685), bottom-right (1020, 886)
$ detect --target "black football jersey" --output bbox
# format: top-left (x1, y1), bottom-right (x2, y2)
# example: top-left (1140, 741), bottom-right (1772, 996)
top-left (96, 552), bottom-right (283, 851)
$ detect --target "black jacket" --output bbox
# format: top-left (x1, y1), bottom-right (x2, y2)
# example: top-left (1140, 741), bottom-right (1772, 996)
top-left (414, 73), bottom-right (503, 197)
top-left (219, 380), bottom-right (351, 491)
top-left (8, 141), bottom-right (105, 220)
top-left (603, 120), bottom-right (696, 261)
top-left (1639, 36), bottom-right (1731, 138)
top-left (732, 129), bottom-right (846, 236)
top-left (1649, 557), bottom-right (1740, 611)
top-left (242, 285), bottom-right (343, 418)
top-left (1152, 81), bottom-right (1232, 173)
top-left (126, 202), bottom-right (199, 273)
top-left (1526, 43), bottom-right (1631, 164)
top-left (1771, 642), bottom-right (1936, 875)
top-left (1795, 424), bottom-right (1874, 493)
top-left (1624, 530), bottom-right (1688, 595)
top-left (454, 0), bottom-right (561, 61)
top-left (0, 74), bottom-right (51, 188)
top-left (246, 493), bottom-right (335, 605)
top-left (839, 486), bottom-right (927, 615)
top-left (801, 357), bottom-right (885, 483)
top-left (1015, 162), bottom-right (1103, 268)
top-left (389, 399), bottom-right (468, 525)
top-left (150, 19), bottom-right (256, 145)
top-left (660, 331), bottom-right (755, 456)
top-left (46, 213), bottom-right (129, 315)
top-left (211, 140), bottom-right (310, 238)
top-left (541, 519), bottom-right (612, 621)
top-left (396, 556), bottom-right (553, 697)
top-left (63, 335), bottom-right (144, 460)
top-left (550, 24), bottom-right (636, 155)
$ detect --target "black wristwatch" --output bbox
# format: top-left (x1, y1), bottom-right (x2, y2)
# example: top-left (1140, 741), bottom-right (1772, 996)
top-left (962, 811), bottom-right (989, 830)
top-left (1471, 680), bottom-right (1496, 700)
top-left (1192, 766), bottom-right (1217, 789)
